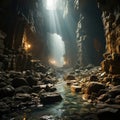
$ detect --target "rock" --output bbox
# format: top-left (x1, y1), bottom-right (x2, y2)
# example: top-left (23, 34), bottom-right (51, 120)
top-left (40, 84), bottom-right (47, 90)
top-left (89, 75), bottom-right (98, 81)
top-left (98, 94), bottom-right (110, 102)
top-left (11, 77), bottom-right (28, 88)
top-left (105, 98), bottom-right (115, 104)
top-left (108, 85), bottom-right (120, 98)
top-left (40, 92), bottom-right (62, 104)
top-left (115, 95), bottom-right (120, 104)
top-left (64, 74), bottom-right (76, 80)
top-left (15, 86), bottom-right (32, 93)
top-left (71, 85), bottom-right (81, 92)
top-left (109, 65), bottom-right (120, 74)
top-left (42, 77), bottom-right (55, 84)
top-left (32, 85), bottom-right (41, 93)
top-left (39, 115), bottom-right (54, 120)
top-left (0, 102), bottom-right (10, 114)
top-left (26, 76), bottom-right (37, 87)
top-left (85, 82), bottom-right (105, 95)
top-left (0, 85), bottom-right (15, 98)
top-left (112, 76), bottom-right (120, 85)
top-left (97, 107), bottom-right (119, 120)
top-left (14, 93), bottom-right (32, 102)
top-left (66, 80), bottom-right (77, 86)
top-left (35, 64), bottom-right (47, 73)
top-left (0, 82), bottom-right (7, 88)
top-left (25, 70), bottom-right (32, 76)
top-left (9, 71), bottom-right (22, 79)
top-left (45, 85), bottom-right (57, 92)
top-left (103, 77), bottom-right (112, 83)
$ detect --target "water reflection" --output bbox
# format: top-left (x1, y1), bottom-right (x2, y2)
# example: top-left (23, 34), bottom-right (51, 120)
top-left (20, 78), bottom-right (96, 120)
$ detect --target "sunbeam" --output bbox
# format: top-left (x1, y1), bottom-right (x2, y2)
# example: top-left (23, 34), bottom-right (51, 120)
top-left (46, 0), bottom-right (57, 10)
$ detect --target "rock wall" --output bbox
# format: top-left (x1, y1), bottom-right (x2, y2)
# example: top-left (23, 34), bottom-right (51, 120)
top-left (74, 0), bottom-right (105, 66)
top-left (97, 0), bottom-right (120, 74)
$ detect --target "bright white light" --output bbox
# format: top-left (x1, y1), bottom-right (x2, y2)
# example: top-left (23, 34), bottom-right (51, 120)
top-left (46, 0), bottom-right (57, 10)
top-left (47, 33), bottom-right (65, 67)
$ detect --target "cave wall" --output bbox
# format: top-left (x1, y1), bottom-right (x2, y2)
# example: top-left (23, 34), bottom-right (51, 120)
top-left (97, 0), bottom-right (120, 74)
top-left (74, 0), bottom-right (106, 66)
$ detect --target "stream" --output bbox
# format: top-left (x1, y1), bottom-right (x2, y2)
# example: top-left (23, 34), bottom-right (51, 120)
top-left (12, 71), bottom-right (97, 120)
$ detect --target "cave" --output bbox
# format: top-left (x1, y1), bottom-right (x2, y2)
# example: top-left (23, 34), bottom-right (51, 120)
top-left (0, 0), bottom-right (120, 120)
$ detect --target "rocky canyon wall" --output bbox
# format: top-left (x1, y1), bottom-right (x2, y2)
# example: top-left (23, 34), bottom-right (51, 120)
top-left (97, 0), bottom-right (120, 74)
top-left (74, 0), bottom-right (106, 66)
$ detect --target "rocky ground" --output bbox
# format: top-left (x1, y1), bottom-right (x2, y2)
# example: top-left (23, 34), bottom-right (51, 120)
top-left (0, 64), bottom-right (62, 120)
top-left (64, 64), bottom-right (120, 120)
top-left (1, 63), bottom-right (120, 120)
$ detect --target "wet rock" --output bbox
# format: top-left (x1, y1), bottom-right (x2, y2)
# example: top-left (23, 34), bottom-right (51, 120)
top-left (98, 94), bottom-right (110, 102)
top-left (15, 86), bottom-right (32, 93)
top-left (105, 98), bottom-right (115, 104)
top-left (26, 76), bottom-right (37, 87)
top-left (85, 82), bottom-right (105, 95)
top-left (112, 76), bottom-right (120, 85)
top-left (45, 85), bottom-right (57, 92)
top-left (64, 74), bottom-right (76, 80)
top-left (39, 115), bottom-right (54, 120)
top-left (32, 85), bottom-right (41, 93)
top-left (108, 85), bottom-right (120, 98)
top-left (9, 71), bottom-right (22, 79)
top-left (89, 75), bottom-right (98, 81)
top-left (14, 93), bottom-right (32, 102)
top-left (103, 77), bottom-right (112, 83)
top-left (66, 80), bottom-right (77, 86)
top-left (42, 77), bottom-right (55, 84)
top-left (11, 77), bottom-right (28, 88)
top-left (35, 64), bottom-right (47, 73)
top-left (97, 107), bottom-right (119, 120)
top-left (0, 85), bottom-right (15, 98)
top-left (115, 95), bottom-right (120, 104)
top-left (40, 84), bottom-right (47, 90)
top-left (0, 82), bottom-right (7, 87)
top-left (24, 70), bottom-right (32, 76)
top-left (40, 92), bottom-right (62, 104)
top-left (71, 85), bottom-right (81, 92)
top-left (0, 102), bottom-right (10, 114)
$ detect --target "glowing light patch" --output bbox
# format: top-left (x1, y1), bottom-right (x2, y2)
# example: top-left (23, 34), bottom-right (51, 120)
top-left (47, 33), bottom-right (65, 67)
top-left (46, 0), bottom-right (57, 10)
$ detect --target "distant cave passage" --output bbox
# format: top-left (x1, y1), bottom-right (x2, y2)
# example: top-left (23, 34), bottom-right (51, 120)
top-left (47, 33), bottom-right (66, 67)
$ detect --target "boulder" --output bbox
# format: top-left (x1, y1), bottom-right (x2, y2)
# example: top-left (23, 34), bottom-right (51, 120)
top-left (0, 102), bottom-right (10, 114)
top-left (97, 107), bottom-right (119, 120)
top-left (15, 86), bottom-right (32, 93)
top-left (98, 94), bottom-right (110, 102)
top-left (64, 74), bottom-right (76, 80)
top-left (0, 82), bottom-right (7, 88)
top-left (14, 93), bottom-right (32, 102)
top-left (89, 75), bottom-right (98, 81)
top-left (11, 77), bottom-right (28, 88)
top-left (112, 76), bottom-right (120, 86)
top-left (40, 92), bottom-right (62, 104)
top-left (32, 85), bottom-right (41, 93)
top-left (0, 85), bottom-right (15, 98)
top-left (42, 77), bottom-right (55, 84)
top-left (26, 76), bottom-right (37, 87)
top-left (108, 88), bottom-right (120, 98)
top-left (115, 95), bottom-right (120, 104)
top-left (71, 85), bottom-right (81, 92)
top-left (85, 82), bottom-right (105, 95)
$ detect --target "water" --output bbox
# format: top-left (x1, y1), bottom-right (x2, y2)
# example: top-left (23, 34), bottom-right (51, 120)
top-left (16, 75), bottom-right (96, 120)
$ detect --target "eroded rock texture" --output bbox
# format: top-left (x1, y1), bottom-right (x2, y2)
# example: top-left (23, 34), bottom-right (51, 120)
top-left (74, 0), bottom-right (105, 66)
top-left (97, 0), bottom-right (120, 74)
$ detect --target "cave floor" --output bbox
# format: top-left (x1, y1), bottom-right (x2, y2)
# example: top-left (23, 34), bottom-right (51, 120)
top-left (1, 66), bottom-right (120, 120)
